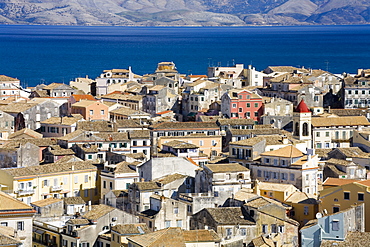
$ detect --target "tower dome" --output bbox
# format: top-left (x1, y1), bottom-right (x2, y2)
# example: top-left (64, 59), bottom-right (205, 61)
top-left (294, 99), bottom-right (310, 113)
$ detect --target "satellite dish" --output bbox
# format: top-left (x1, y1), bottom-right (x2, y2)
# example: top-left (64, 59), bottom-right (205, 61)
top-left (316, 212), bottom-right (322, 219)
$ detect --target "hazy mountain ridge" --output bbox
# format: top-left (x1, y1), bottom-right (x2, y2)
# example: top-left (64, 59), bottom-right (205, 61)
top-left (1, 0), bottom-right (370, 26)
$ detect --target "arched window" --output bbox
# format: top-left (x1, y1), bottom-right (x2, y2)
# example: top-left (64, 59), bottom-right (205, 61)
top-left (302, 122), bottom-right (309, 136)
top-left (295, 122), bottom-right (299, 136)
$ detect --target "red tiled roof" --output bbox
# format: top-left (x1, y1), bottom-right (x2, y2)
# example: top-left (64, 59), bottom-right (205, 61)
top-left (157, 110), bottom-right (172, 115)
top-left (323, 177), bottom-right (360, 187)
top-left (294, 99), bottom-right (310, 113)
top-left (72, 94), bottom-right (96, 101)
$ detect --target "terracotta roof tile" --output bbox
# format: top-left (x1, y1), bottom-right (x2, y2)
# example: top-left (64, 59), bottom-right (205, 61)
top-left (72, 95), bottom-right (96, 101)
top-left (83, 204), bottom-right (115, 221)
top-left (0, 191), bottom-right (34, 211)
top-left (128, 227), bottom-right (185, 247)
top-left (312, 115), bottom-right (370, 127)
top-left (322, 177), bottom-right (361, 187)
top-left (320, 231), bottom-right (370, 247)
top-left (260, 145), bottom-right (303, 158)
top-left (8, 128), bottom-right (42, 139)
top-left (205, 207), bottom-right (255, 225)
top-left (2, 161), bottom-right (96, 177)
top-left (151, 122), bottom-right (218, 130)
top-left (162, 140), bottom-right (199, 149)
top-left (112, 223), bottom-right (150, 235)
top-left (63, 197), bottom-right (85, 205)
top-left (205, 163), bottom-right (249, 173)
top-left (31, 198), bottom-right (62, 207)
top-left (0, 75), bottom-right (18, 82)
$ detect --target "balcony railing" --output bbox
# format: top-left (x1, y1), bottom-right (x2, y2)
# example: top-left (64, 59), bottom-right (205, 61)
top-left (32, 238), bottom-right (58, 247)
top-left (50, 186), bottom-right (62, 192)
top-left (16, 189), bottom-right (35, 195)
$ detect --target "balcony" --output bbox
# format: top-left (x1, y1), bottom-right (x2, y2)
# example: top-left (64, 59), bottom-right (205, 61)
top-left (16, 189), bottom-right (35, 196)
top-left (50, 186), bottom-right (62, 192)
top-left (32, 238), bottom-right (57, 247)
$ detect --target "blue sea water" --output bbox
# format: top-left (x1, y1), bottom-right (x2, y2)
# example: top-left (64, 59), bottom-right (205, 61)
top-left (1, 25), bottom-right (370, 87)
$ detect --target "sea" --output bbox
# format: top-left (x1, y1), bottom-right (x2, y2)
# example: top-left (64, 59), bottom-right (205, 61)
top-left (1, 24), bottom-right (370, 87)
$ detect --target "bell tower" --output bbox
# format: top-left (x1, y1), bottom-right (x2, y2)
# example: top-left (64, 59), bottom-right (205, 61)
top-left (293, 99), bottom-right (312, 141)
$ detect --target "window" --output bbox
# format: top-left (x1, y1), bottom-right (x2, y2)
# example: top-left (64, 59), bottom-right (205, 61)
top-left (273, 159), bottom-right (278, 166)
top-left (174, 207), bottom-right (179, 214)
top-left (176, 220), bottom-right (182, 228)
top-left (84, 189), bottom-right (88, 197)
top-left (332, 221), bottom-right (340, 231)
top-left (17, 221), bottom-right (24, 231)
top-left (246, 103), bottom-right (250, 107)
top-left (326, 132), bottom-right (330, 137)
top-left (316, 143), bottom-right (322, 148)
top-left (101, 110), bottom-right (105, 115)
top-left (271, 224), bottom-right (277, 233)
top-left (226, 228), bottom-right (232, 236)
top-left (325, 143), bottom-right (330, 148)
top-left (84, 175), bottom-right (89, 183)
top-left (88, 155), bottom-right (92, 160)
top-left (240, 228), bottom-right (246, 236)
top-left (90, 110), bottom-right (93, 115)
top-left (74, 176), bottom-right (78, 184)
top-left (239, 108), bottom-right (243, 113)
top-left (304, 206), bottom-right (309, 215)
top-left (257, 170), bottom-right (261, 177)
top-left (290, 173), bottom-right (295, 181)
top-left (232, 104), bottom-right (236, 108)
top-left (165, 221), bottom-right (171, 228)
top-left (103, 181), bottom-right (106, 189)
top-left (344, 192), bottom-right (350, 200)
top-left (199, 140), bottom-right (204, 146)
top-left (0, 222), bottom-right (8, 227)
top-left (109, 182), bottom-right (113, 190)
top-left (316, 132), bottom-right (320, 137)
top-left (254, 103), bottom-right (258, 108)
top-left (238, 95), bottom-right (242, 99)
top-left (333, 207), bottom-right (340, 213)
top-left (358, 193), bottom-right (364, 201)
top-left (262, 224), bottom-right (268, 234)
top-left (278, 225), bottom-right (284, 233)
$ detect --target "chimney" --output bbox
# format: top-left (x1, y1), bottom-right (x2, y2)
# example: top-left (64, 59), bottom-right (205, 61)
top-left (282, 135), bottom-right (288, 144)
top-left (71, 165), bottom-right (74, 171)
top-left (141, 178), bottom-right (145, 182)
top-left (254, 179), bottom-right (260, 195)
top-left (88, 201), bottom-right (92, 211)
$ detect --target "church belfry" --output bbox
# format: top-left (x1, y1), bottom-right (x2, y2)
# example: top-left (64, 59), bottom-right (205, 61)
top-left (293, 99), bottom-right (312, 141)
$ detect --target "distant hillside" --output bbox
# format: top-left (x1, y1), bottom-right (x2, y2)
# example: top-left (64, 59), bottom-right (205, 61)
top-left (1, 0), bottom-right (370, 26)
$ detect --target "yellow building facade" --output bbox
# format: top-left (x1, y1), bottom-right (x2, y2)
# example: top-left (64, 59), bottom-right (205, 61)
top-left (0, 161), bottom-right (99, 205)
top-left (158, 133), bottom-right (222, 157)
top-left (319, 180), bottom-right (370, 231)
